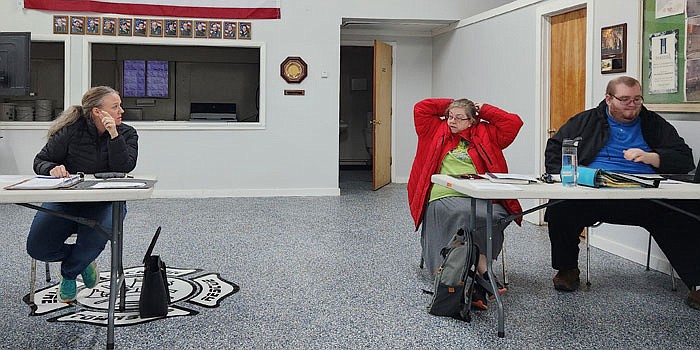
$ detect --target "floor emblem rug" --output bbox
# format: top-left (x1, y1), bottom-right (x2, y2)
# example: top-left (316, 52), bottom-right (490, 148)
top-left (23, 266), bottom-right (239, 327)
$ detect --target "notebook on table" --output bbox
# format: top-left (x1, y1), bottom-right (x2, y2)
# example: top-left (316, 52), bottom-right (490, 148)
top-left (660, 159), bottom-right (700, 184)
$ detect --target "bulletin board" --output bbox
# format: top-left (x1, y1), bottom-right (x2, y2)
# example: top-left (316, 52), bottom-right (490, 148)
top-left (641, 0), bottom-right (700, 111)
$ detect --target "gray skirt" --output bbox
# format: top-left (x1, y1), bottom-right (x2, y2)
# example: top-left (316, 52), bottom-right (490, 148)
top-left (420, 196), bottom-right (511, 275)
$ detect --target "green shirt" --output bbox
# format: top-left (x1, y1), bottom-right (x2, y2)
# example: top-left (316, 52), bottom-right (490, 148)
top-left (429, 140), bottom-right (477, 202)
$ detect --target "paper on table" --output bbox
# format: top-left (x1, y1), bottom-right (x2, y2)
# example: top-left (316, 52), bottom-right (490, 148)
top-left (90, 182), bottom-right (147, 189)
top-left (467, 182), bottom-right (523, 191)
top-left (5, 175), bottom-right (82, 190)
top-left (485, 173), bottom-right (538, 184)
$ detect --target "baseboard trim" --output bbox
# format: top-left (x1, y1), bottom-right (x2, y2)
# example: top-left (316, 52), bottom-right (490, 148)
top-left (589, 233), bottom-right (673, 276)
top-left (393, 176), bottom-right (408, 183)
top-left (152, 188), bottom-right (340, 198)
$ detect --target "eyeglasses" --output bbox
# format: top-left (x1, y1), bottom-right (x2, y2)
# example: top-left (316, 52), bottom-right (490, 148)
top-left (610, 94), bottom-right (644, 105)
top-left (446, 114), bottom-right (472, 121)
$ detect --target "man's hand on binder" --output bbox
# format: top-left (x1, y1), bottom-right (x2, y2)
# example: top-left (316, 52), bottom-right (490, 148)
top-left (49, 165), bottom-right (70, 178)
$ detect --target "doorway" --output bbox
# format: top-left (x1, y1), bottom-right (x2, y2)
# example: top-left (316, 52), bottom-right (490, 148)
top-left (339, 45), bottom-right (374, 189)
top-left (338, 41), bottom-right (393, 191)
top-left (535, 0), bottom-right (589, 223)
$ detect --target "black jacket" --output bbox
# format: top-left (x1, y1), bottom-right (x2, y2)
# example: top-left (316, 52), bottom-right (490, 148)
top-left (34, 117), bottom-right (138, 175)
top-left (545, 100), bottom-right (694, 174)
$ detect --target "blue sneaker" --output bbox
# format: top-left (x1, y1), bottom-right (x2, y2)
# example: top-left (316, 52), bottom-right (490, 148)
top-left (58, 277), bottom-right (77, 303)
top-left (81, 262), bottom-right (99, 289)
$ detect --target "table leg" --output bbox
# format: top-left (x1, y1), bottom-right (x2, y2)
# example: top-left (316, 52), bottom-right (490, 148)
top-left (470, 198), bottom-right (477, 228)
top-left (485, 201), bottom-right (505, 337)
top-left (107, 201), bottom-right (125, 350)
top-left (116, 202), bottom-right (126, 312)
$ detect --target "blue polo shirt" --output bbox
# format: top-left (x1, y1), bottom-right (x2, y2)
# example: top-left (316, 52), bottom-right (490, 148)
top-left (587, 108), bottom-right (654, 174)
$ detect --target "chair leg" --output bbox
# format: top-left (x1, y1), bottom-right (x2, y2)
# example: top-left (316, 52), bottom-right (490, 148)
top-left (29, 259), bottom-right (38, 316)
top-left (45, 261), bottom-right (51, 282)
top-left (501, 238), bottom-right (509, 286)
top-left (646, 234), bottom-right (652, 271)
top-left (671, 268), bottom-right (677, 291)
top-left (585, 226), bottom-right (591, 286)
top-left (646, 233), bottom-right (677, 291)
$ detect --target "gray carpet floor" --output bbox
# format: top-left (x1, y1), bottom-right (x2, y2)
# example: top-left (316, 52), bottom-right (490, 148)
top-left (0, 170), bottom-right (698, 349)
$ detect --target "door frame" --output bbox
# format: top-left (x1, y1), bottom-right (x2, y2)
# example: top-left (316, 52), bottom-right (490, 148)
top-left (533, 0), bottom-right (593, 223)
top-left (339, 39), bottom-right (397, 183)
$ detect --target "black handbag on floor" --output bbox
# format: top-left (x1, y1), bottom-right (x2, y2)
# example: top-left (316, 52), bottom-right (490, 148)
top-left (139, 226), bottom-right (170, 318)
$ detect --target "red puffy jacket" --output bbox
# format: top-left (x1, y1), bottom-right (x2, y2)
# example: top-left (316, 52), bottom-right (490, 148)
top-left (408, 98), bottom-right (523, 230)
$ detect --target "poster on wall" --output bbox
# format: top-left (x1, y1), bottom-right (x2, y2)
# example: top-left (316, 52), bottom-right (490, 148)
top-left (689, 0), bottom-right (700, 17)
top-left (687, 1), bottom-right (700, 100)
top-left (656, 0), bottom-right (686, 18)
top-left (648, 30), bottom-right (679, 94)
top-left (601, 23), bottom-right (627, 74)
top-left (146, 61), bottom-right (169, 97)
top-left (123, 60), bottom-right (146, 97)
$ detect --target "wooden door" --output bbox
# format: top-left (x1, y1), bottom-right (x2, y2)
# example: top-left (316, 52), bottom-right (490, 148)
top-left (372, 40), bottom-right (392, 190)
top-left (549, 8), bottom-right (586, 137)
top-left (549, 7), bottom-right (586, 234)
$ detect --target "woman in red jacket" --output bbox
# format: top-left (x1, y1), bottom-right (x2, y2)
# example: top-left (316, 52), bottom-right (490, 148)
top-left (409, 98), bottom-right (523, 309)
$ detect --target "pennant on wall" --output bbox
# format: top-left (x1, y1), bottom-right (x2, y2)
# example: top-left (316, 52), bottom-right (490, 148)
top-left (24, 0), bottom-right (281, 20)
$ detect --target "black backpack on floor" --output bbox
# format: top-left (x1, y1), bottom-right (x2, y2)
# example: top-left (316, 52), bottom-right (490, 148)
top-left (426, 228), bottom-right (482, 322)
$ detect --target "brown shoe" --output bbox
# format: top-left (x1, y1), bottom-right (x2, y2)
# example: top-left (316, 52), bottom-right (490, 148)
top-left (686, 289), bottom-right (700, 310)
top-left (553, 268), bottom-right (580, 292)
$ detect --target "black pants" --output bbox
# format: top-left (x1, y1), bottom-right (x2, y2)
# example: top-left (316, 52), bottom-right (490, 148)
top-left (544, 199), bottom-right (700, 288)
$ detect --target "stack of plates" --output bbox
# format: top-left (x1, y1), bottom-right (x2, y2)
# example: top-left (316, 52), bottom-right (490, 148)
top-left (15, 106), bottom-right (34, 121)
top-left (0, 103), bottom-right (16, 121)
top-left (35, 100), bottom-right (53, 121)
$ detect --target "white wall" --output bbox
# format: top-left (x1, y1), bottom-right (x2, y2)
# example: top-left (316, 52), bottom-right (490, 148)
top-left (1, 0), bottom-right (514, 197)
top-left (3, 0), bottom-right (691, 271)
top-left (428, 0), bottom-right (700, 272)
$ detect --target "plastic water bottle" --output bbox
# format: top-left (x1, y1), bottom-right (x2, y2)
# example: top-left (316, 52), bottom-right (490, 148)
top-left (561, 138), bottom-right (579, 187)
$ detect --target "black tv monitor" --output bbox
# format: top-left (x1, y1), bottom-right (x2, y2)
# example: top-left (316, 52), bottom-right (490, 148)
top-left (0, 32), bottom-right (31, 96)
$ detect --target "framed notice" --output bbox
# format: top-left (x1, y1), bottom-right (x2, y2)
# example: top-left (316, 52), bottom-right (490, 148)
top-left (641, 0), bottom-right (700, 111)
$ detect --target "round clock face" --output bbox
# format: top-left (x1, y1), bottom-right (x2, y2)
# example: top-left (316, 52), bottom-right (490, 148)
top-left (285, 62), bottom-right (303, 79)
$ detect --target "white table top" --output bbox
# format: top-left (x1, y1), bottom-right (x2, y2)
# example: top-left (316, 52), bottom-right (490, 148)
top-left (0, 175), bottom-right (156, 203)
top-left (431, 174), bottom-right (700, 200)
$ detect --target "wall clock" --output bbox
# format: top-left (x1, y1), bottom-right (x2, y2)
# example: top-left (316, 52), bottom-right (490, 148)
top-left (280, 56), bottom-right (307, 84)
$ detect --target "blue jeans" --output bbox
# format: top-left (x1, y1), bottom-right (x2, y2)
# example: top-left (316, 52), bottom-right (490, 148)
top-left (26, 202), bottom-right (127, 280)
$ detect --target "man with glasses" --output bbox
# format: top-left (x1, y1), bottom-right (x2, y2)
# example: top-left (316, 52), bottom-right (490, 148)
top-left (544, 76), bottom-right (700, 310)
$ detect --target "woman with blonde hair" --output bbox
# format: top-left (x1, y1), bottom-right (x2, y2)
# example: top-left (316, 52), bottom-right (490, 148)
top-left (27, 86), bottom-right (138, 303)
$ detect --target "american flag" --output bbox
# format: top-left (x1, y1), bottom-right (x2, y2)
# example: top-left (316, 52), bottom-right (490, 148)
top-left (24, 0), bottom-right (280, 19)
